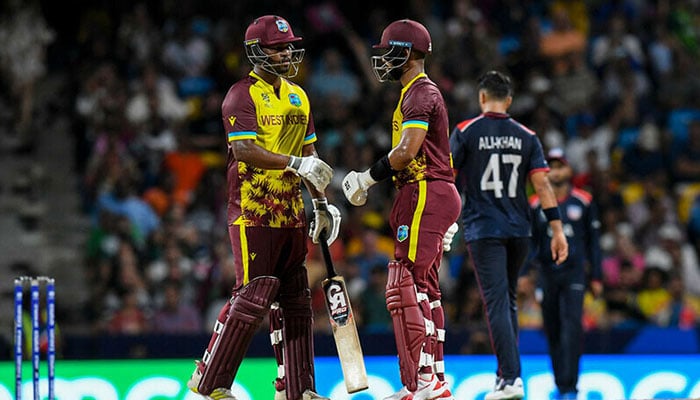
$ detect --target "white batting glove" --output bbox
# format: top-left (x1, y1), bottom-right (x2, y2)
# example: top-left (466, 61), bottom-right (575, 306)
top-left (341, 170), bottom-right (377, 206)
top-left (286, 155), bottom-right (333, 192)
top-left (309, 199), bottom-right (341, 245)
top-left (443, 222), bottom-right (459, 252)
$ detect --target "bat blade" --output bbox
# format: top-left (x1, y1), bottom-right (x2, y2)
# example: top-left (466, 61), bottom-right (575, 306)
top-left (322, 275), bottom-right (369, 393)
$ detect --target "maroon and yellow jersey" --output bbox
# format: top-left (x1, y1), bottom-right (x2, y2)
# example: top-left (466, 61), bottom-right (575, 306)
top-left (222, 71), bottom-right (316, 228)
top-left (391, 73), bottom-right (454, 188)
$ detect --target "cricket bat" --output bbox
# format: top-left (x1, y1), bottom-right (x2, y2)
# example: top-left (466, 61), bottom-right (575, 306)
top-left (319, 231), bottom-right (369, 393)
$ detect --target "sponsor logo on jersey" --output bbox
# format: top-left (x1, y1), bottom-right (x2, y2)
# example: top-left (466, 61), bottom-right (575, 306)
top-left (228, 115), bottom-right (236, 127)
top-left (397, 225), bottom-right (409, 242)
top-left (288, 93), bottom-right (302, 107)
top-left (250, 252), bottom-right (257, 261)
top-left (276, 19), bottom-right (289, 33)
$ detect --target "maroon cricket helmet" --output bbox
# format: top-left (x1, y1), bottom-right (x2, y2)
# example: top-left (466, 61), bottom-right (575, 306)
top-left (244, 15), bottom-right (302, 47)
top-left (373, 19), bottom-right (432, 54)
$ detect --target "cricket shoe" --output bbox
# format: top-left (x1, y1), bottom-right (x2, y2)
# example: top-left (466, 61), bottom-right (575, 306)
top-left (273, 378), bottom-right (286, 400)
top-left (383, 374), bottom-right (450, 400)
top-left (302, 389), bottom-right (330, 399)
top-left (187, 361), bottom-right (237, 400)
top-left (434, 381), bottom-right (454, 399)
top-left (484, 377), bottom-right (524, 400)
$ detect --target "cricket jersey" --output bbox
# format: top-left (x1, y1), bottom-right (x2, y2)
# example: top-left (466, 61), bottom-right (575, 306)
top-left (222, 71), bottom-right (316, 228)
top-left (450, 112), bottom-right (548, 242)
top-left (528, 188), bottom-right (602, 280)
top-left (391, 73), bottom-right (454, 188)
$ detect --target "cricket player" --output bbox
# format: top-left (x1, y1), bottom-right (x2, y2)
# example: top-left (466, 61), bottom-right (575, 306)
top-left (187, 15), bottom-right (340, 400)
top-left (450, 70), bottom-right (568, 400)
top-left (342, 19), bottom-right (460, 400)
top-left (525, 148), bottom-right (602, 400)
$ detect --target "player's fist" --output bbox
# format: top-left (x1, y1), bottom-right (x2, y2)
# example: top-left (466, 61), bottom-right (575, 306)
top-left (342, 170), bottom-right (376, 206)
top-left (287, 155), bottom-right (333, 192)
top-left (309, 199), bottom-right (341, 245)
top-left (442, 222), bottom-right (459, 252)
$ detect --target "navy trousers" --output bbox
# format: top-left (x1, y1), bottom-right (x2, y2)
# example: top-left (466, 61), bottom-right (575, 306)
top-left (468, 237), bottom-right (529, 380)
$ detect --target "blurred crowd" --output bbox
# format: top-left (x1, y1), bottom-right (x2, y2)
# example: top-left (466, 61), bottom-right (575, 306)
top-left (3, 0), bottom-right (700, 349)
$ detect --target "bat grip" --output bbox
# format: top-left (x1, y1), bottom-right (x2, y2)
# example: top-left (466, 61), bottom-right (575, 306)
top-left (318, 230), bottom-right (337, 278)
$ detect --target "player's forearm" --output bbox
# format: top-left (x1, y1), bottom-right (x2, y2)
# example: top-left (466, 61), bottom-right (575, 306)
top-left (231, 140), bottom-right (294, 170)
top-left (532, 175), bottom-right (564, 234)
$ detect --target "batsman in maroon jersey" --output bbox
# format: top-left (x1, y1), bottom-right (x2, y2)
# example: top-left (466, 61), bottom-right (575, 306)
top-left (187, 15), bottom-right (339, 400)
top-left (342, 19), bottom-right (460, 400)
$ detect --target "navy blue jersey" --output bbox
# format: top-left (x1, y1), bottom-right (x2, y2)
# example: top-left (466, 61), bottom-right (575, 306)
top-left (450, 112), bottom-right (549, 242)
top-left (528, 188), bottom-right (602, 280)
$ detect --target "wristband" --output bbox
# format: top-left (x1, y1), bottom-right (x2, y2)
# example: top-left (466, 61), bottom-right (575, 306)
top-left (286, 155), bottom-right (301, 171)
top-left (312, 198), bottom-right (328, 210)
top-left (369, 155), bottom-right (395, 182)
top-left (543, 207), bottom-right (561, 222)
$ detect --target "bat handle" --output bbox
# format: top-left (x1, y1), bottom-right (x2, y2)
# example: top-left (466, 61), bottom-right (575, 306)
top-left (318, 230), bottom-right (337, 279)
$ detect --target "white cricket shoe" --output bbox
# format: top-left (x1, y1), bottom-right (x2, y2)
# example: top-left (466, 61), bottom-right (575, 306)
top-left (384, 386), bottom-right (412, 400)
top-left (383, 374), bottom-right (451, 400)
top-left (186, 362), bottom-right (237, 400)
top-left (484, 377), bottom-right (524, 400)
top-left (302, 389), bottom-right (330, 399)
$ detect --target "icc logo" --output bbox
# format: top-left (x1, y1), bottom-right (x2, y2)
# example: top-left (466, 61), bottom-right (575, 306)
top-left (327, 284), bottom-right (347, 311)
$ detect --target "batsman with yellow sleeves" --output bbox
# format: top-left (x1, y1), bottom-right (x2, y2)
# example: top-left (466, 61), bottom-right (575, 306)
top-left (187, 15), bottom-right (339, 400)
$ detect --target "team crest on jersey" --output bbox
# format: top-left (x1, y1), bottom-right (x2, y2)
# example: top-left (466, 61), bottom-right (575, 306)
top-left (288, 93), bottom-right (302, 107)
top-left (567, 204), bottom-right (583, 221)
top-left (397, 225), bottom-right (409, 242)
top-left (276, 19), bottom-right (289, 33)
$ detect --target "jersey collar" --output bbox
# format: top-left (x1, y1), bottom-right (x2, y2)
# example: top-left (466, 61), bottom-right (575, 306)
top-left (249, 70), bottom-right (280, 90)
top-left (401, 72), bottom-right (427, 95)
top-left (483, 111), bottom-right (510, 119)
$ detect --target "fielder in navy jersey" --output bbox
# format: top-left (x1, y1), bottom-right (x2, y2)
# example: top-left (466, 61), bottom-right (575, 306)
top-left (450, 70), bottom-right (568, 400)
top-left (524, 148), bottom-right (602, 400)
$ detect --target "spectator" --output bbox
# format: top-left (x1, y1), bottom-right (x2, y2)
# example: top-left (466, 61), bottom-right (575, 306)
top-left (307, 47), bottom-right (361, 107)
top-left (0, 0), bottom-right (55, 147)
top-left (657, 274), bottom-right (700, 329)
top-left (357, 265), bottom-right (392, 333)
top-left (672, 119), bottom-right (700, 184)
top-left (635, 267), bottom-right (671, 325)
top-left (152, 279), bottom-right (203, 333)
top-left (539, 7), bottom-right (587, 76)
top-left (644, 223), bottom-right (700, 298)
top-left (106, 288), bottom-right (149, 335)
top-left (516, 273), bottom-right (543, 330)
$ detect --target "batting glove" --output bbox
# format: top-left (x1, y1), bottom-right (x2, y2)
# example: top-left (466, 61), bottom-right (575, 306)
top-left (341, 170), bottom-right (377, 206)
top-left (443, 222), bottom-right (459, 252)
top-left (310, 198), bottom-right (341, 245)
top-left (286, 155), bottom-right (333, 192)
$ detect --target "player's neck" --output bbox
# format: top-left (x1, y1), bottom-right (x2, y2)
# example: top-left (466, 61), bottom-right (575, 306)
top-left (552, 183), bottom-right (570, 200)
top-left (481, 102), bottom-right (509, 114)
top-left (254, 67), bottom-right (282, 89)
top-left (400, 64), bottom-right (425, 86)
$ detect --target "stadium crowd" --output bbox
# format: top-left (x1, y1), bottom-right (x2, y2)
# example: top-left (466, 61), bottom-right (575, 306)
top-left (4, 0), bottom-right (700, 350)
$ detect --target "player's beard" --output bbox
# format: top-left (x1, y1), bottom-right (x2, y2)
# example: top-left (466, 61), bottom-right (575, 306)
top-left (273, 60), bottom-right (291, 75)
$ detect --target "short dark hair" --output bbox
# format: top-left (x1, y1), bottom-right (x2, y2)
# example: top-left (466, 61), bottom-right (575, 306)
top-left (477, 70), bottom-right (513, 100)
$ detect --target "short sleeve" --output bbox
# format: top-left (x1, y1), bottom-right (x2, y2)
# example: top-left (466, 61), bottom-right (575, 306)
top-left (222, 82), bottom-right (258, 142)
